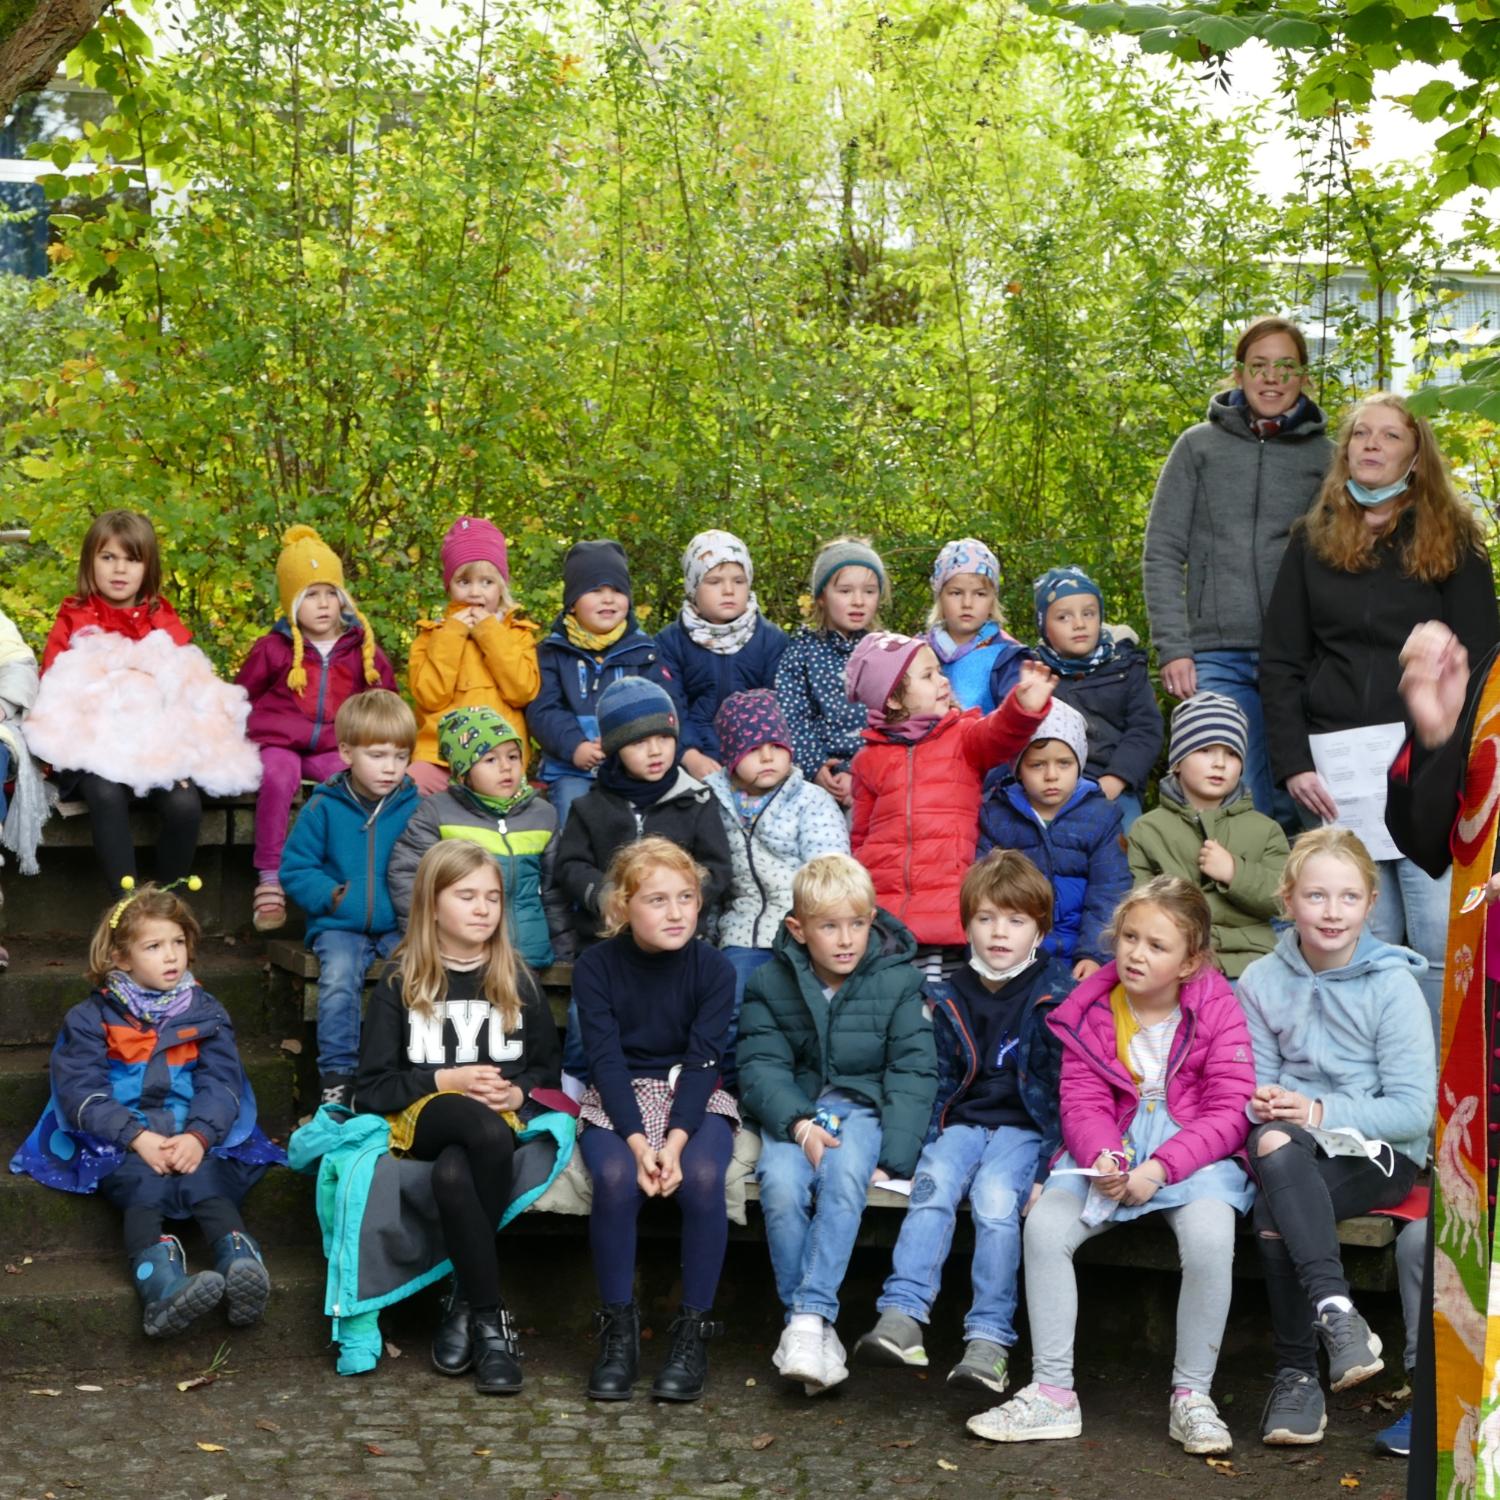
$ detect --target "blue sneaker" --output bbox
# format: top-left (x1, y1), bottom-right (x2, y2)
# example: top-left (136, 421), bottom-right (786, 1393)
top-left (1374, 1408), bottom-right (1411, 1457)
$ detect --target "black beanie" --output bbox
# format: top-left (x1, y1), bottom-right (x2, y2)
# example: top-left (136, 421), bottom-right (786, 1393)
top-left (564, 539), bottom-right (632, 610)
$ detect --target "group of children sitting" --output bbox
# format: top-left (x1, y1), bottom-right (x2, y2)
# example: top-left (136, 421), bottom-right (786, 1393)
top-left (3, 508), bottom-right (1433, 1459)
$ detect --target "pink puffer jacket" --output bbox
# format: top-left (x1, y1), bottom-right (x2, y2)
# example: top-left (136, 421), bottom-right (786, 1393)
top-left (1047, 961), bottom-right (1255, 1185)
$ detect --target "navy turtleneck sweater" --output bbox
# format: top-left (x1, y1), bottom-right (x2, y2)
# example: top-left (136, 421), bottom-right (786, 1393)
top-left (945, 962), bottom-right (1034, 1130)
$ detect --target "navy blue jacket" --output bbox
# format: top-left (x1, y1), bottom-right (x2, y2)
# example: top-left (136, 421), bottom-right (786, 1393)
top-left (530, 610), bottom-right (674, 780)
top-left (926, 958), bottom-right (1070, 1183)
top-left (655, 613), bottom-right (790, 760)
top-left (977, 775), bottom-right (1130, 965)
top-left (991, 643), bottom-right (1164, 794)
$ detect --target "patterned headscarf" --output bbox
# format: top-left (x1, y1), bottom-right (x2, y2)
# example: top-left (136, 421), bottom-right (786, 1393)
top-left (1033, 565), bottom-right (1116, 678)
top-left (680, 529), bottom-right (761, 655)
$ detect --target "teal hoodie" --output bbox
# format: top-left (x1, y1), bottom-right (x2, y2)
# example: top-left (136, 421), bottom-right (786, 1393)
top-left (1236, 926), bottom-right (1435, 1167)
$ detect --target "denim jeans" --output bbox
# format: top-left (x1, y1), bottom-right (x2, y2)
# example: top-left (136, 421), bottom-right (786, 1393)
top-left (544, 772), bottom-right (595, 829)
top-left (877, 1123), bottom-right (1040, 1346)
top-left (310, 927), bottom-right (400, 1076)
top-left (1368, 857), bottom-right (1450, 1044)
top-left (755, 1089), bottom-right (882, 1322)
top-left (1192, 649), bottom-right (1298, 834)
top-left (721, 945), bottom-right (774, 1089)
top-left (561, 995), bottom-right (588, 1085)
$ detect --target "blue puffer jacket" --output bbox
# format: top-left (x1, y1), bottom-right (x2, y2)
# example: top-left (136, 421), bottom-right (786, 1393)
top-left (656, 613), bottom-right (790, 760)
top-left (977, 774), bottom-right (1130, 965)
top-left (530, 610), bottom-right (673, 781)
top-left (925, 957), bottom-right (1072, 1183)
top-left (991, 643), bottom-right (1164, 794)
top-left (937, 626), bottom-right (1025, 714)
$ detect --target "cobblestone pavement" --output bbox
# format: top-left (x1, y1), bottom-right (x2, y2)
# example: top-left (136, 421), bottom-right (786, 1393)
top-left (2, 1332), bottom-right (1411, 1500)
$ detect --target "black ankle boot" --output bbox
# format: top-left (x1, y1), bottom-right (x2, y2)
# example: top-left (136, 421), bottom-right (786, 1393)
top-left (431, 1281), bottom-right (471, 1376)
top-left (651, 1306), bottom-right (723, 1402)
top-left (470, 1306), bottom-right (523, 1395)
top-left (588, 1300), bottom-right (640, 1401)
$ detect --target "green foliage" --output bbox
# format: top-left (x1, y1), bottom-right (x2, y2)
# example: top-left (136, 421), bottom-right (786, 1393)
top-left (6, 0), bottom-right (1290, 671)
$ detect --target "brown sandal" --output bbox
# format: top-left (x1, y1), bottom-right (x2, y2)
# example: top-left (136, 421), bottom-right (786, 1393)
top-left (252, 883), bottom-right (287, 933)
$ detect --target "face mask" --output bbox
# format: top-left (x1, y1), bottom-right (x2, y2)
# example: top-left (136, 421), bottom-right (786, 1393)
top-left (1346, 460), bottom-right (1416, 509)
top-left (969, 942), bottom-right (1039, 986)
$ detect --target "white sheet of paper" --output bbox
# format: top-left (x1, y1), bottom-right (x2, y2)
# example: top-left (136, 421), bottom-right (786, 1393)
top-left (872, 1179), bottom-right (913, 1197)
top-left (1046, 1167), bottom-right (1115, 1178)
top-left (1307, 722), bottom-right (1407, 861)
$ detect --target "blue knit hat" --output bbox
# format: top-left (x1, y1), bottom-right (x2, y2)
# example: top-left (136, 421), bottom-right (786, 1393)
top-left (1168, 691), bottom-right (1248, 768)
top-left (1033, 565), bottom-right (1102, 636)
top-left (597, 675), bottom-right (679, 756)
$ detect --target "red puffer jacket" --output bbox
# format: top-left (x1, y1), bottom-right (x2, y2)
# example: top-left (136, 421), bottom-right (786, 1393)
top-left (850, 692), bottom-right (1045, 945)
top-left (42, 593), bottom-right (191, 672)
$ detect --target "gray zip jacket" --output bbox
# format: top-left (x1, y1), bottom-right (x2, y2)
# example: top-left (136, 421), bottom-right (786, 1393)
top-left (1142, 391), bottom-right (1332, 664)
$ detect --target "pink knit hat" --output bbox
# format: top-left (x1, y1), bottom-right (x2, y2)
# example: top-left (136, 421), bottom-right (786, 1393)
top-left (442, 516), bottom-right (509, 590)
top-left (845, 631), bottom-right (927, 714)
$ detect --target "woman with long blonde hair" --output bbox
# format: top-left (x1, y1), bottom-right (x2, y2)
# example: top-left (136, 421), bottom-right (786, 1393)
top-left (354, 840), bottom-right (560, 1396)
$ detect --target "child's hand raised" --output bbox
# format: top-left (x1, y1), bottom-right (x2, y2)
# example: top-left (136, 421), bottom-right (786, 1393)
top-left (129, 1130), bottom-right (173, 1176)
top-left (573, 739), bottom-right (605, 772)
top-left (1013, 661), bottom-right (1058, 715)
top-left (1198, 839), bottom-right (1236, 885)
top-left (161, 1133), bottom-right (205, 1175)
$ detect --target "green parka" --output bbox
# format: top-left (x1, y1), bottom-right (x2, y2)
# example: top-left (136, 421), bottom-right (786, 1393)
top-left (736, 911), bottom-right (937, 1177)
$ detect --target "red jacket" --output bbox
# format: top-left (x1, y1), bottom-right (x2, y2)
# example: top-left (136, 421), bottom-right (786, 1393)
top-left (1047, 962), bottom-right (1255, 1185)
top-left (42, 593), bottom-right (191, 673)
top-left (235, 621), bottom-right (397, 754)
top-left (850, 692), bottom-right (1045, 945)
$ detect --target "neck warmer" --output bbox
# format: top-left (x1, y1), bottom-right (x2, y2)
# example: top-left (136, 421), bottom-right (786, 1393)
top-left (1230, 388), bottom-right (1309, 439)
top-left (466, 784), bottom-right (530, 818)
top-left (873, 710), bottom-right (947, 743)
top-left (928, 623), bottom-right (989, 666)
top-left (1035, 628), bottom-right (1117, 679)
top-left (598, 752), bottom-right (684, 808)
top-left (108, 969), bottom-right (197, 1027)
top-left (680, 595), bottom-right (761, 655)
top-left (564, 614), bottom-right (629, 656)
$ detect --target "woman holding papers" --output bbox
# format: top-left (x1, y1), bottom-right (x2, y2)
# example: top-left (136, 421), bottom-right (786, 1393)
top-left (1259, 391), bottom-right (1498, 1024)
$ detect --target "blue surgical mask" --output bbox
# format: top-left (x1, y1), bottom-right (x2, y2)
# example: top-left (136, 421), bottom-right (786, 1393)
top-left (1346, 462), bottom-right (1416, 509)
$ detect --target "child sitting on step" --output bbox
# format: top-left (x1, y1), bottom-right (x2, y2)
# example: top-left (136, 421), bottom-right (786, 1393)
top-left (10, 881), bottom-right (284, 1338)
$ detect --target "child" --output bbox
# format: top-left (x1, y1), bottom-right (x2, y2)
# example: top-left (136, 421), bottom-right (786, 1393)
top-left (927, 538), bottom-right (1020, 713)
top-left (1127, 692), bottom-right (1289, 981)
top-left (0, 607), bottom-right (47, 916)
top-left (856, 851), bottom-right (1072, 1394)
top-left (572, 838), bottom-right (739, 1403)
top-left (738, 854), bottom-right (937, 1394)
top-left (845, 630), bottom-right (1057, 979)
top-left (27, 509), bottom-right (261, 892)
top-left (235, 525), bottom-right (397, 932)
top-left (407, 516), bottom-right (541, 797)
top-left (530, 539), bottom-right (673, 826)
top-left (388, 706), bottom-right (567, 969)
top-left (553, 676), bottom-right (732, 950)
top-left (10, 881), bottom-right (283, 1337)
top-left (354, 840), bottom-right (562, 1395)
top-left (993, 566), bottom-right (1163, 829)
top-left (281, 690), bottom-right (421, 1108)
top-left (774, 536), bottom-right (889, 810)
top-left (704, 689), bottom-right (850, 1009)
top-left (968, 877), bottom-right (1254, 1455)
top-left (1236, 827), bottom-right (1434, 1447)
top-left (655, 530), bottom-right (789, 781)
top-left (978, 700), bottom-right (1131, 979)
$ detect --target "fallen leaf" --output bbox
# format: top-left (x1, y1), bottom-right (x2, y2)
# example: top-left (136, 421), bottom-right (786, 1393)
top-left (75, 1384), bottom-right (103, 1392)
top-left (384, 1341), bottom-right (402, 1359)
top-left (22, 1255), bottom-right (32, 1264)
top-left (28, 1388), bottom-right (62, 1396)
top-left (937, 1459), bottom-right (959, 1472)
top-left (195, 1442), bottom-right (228, 1453)
top-left (744, 1377), bottom-right (756, 1387)
top-left (750, 1433), bottom-right (775, 1451)
top-left (280, 1037), bottom-right (303, 1055)
top-left (473, 1447), bottom-right (492, 1457)
top-left (1339, 1479), bottom-right (1360, 1491)
top-left (176, 1375), bottom-right (215, 1393)
top-left (1206, 1457), bottom-right (1242, 1476)
top-left (365, 1443), bottom-right (385, 1456)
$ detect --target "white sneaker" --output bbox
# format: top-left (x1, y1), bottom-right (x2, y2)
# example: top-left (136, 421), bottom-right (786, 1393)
top-left (804, 1323), bottom-right (849, 1396)
top-left (1169, 1391), bottom-right (1233, 1455)
top-left (773, 1324), bottom-right (826, 1386)
top-left (966, 1383), bottom-right (1083, 1443)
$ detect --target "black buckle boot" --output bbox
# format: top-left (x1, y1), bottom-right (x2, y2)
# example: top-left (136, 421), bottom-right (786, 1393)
top-left (470, 1306), bottom-right (524, 1395)
top-left (431, 1281), bottom-right (472, 1376)
top-left (651, 1306), bottom-right (723, 1403)
top-left (588, 1300), bottom-right (641, 1401)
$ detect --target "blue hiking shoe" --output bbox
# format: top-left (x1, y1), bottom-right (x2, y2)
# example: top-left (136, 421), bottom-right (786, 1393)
top-left (132, 1235), bottom-right (224, 1338)
top-left (210, 1229), bottom-right (271, 1327)
top-left (1374, 1408), bottom-right (1411, 1457)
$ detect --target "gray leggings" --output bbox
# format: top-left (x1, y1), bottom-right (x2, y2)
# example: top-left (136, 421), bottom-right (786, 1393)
top-left (1023, 1186), bottom-right (1236, 1393)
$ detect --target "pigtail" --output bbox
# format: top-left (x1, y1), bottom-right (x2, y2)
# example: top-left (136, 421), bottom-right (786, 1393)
top-left (354, 606), bottom-right (381, 685)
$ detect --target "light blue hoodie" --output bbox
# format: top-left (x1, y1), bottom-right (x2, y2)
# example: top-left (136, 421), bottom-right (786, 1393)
top-left (1236, 927), bottom-right (1436, 1167)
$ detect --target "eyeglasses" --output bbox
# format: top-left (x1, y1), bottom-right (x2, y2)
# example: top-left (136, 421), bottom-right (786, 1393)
top-left (1236, 359), bottom-right (1307, 381)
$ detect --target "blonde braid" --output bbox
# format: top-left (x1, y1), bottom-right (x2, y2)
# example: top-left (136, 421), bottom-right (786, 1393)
top-left (354, 606), bottom-right (380, 685)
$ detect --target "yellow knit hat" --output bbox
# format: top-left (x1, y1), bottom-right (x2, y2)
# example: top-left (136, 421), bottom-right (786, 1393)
top-left (276, 524), bottom-right (380, 694)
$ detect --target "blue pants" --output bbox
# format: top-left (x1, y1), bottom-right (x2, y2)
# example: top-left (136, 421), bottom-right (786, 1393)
top-left (310, 928), bottom-right (400, 1076)
top-left (545, 772), bottom-right (595, 829)
top-left (1369, 857), bottom-right (1450, 1044)
top-left (756, 1090), bottom-right (882, 1323)
top-left (876, 1123), bottom-right (1041, 1347)
top-left (1113, 791), bottom-right (1143, 833)
top-left (1192, 649), bottom-right (1298, 834)
top-left (720, 945), bottom-right (774, 1088)
top-left (0, 743), bottom-right (11, 827)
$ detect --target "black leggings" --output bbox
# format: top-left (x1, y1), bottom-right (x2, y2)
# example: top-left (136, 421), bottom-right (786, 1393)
top-left (1248, 1121), bottom-right (1419, 1374)
top-left (406, 1094), bottom-right (517, 1311)
top-left (77, 772), bottom-right (202, 892)
top-left (122, 1196), bottom-right (243, 1258)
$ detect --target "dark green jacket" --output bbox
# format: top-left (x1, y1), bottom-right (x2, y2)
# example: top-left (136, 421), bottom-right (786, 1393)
top-left (737, 911), bottom-right (937, 1177)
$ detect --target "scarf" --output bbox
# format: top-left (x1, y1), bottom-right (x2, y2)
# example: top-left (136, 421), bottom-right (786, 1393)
top-left (1035, 629), bottom-right (1117, 679)
top-left (731, 785), bottom-right (775, 825)
top-left (872, 710), bottom-right (946, 743)
top-left (466, 785), bottom-right (531, 819)
top-left (1228, 388), bottom-right (1309, 439)
top-left (928, 623), bottom-right (995, 666)
top-left (680, 595), bottom-right (761, 655)
top-left (564, 614), bottom-right (629, 656)
top-left (108, 969), bottom-right (197, 1027)
top-left (598, 752), bottom-right (684, 808)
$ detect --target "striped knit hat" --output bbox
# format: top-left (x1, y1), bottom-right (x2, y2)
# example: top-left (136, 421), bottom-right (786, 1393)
top-left (597, 676), bottom-right (679, 756)
top-left (1168, 691), bottom-right (1248, 768)
top-left (714, 690), bottom-right (792, 772)
top-left (275, 525), bottom-right (379, 695)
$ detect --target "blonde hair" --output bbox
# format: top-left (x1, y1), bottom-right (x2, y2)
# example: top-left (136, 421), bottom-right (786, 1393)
top-left (803, 535), bottom-right (891, 631)
top-left (1105, 877), bottom-right (1213, 968)
top-left (394, 841), bottom-right (522, 1026)
top-left (598, 836), bottom-right (706, 939)
top-left (1279, 826), bottom-right (1378, 907)
top-left (76, 510), bottom-right (162, 603)
top-left (791, 853), bottom-right (878, 920)
top-left (450, 560), bottom-right (515, 613)
top-left (335, 689), bottom-right (417, 751)
top-left (1302, 393), bottom-right (1484, 584)
top-left (960, 850), bottom-right (1053, 935)
top-left (88, 884), bottom-right (201, 985)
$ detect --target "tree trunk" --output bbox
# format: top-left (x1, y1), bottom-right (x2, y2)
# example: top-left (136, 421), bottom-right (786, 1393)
top-left (0, 0), bottom-right (109, 116)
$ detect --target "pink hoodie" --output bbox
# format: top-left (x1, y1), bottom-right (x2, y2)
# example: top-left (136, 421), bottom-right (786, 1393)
top-left (1047, 961), bottom-right (1255, 1185)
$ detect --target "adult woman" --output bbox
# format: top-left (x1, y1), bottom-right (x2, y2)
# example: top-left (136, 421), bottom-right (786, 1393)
top-left (1142, 317), bottom-right (1333, 826)
top-left (1260, 393), bottom-right (1499, 1026)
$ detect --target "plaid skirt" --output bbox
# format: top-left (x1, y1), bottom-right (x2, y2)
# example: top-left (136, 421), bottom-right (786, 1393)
top-left (579, 1077), bottom-right (739, 1150)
